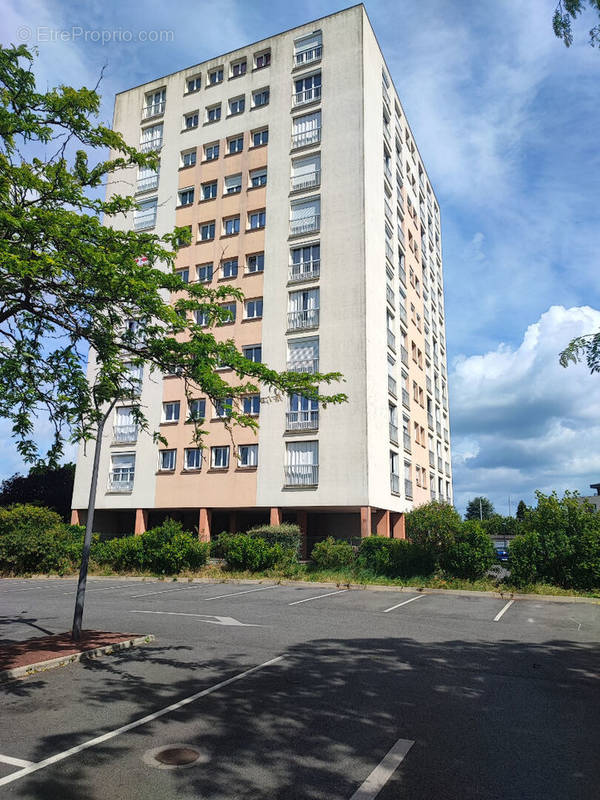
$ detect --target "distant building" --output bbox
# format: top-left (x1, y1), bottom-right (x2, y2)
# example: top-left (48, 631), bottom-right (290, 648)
top-left (581, 483), bottom-right (600, 512)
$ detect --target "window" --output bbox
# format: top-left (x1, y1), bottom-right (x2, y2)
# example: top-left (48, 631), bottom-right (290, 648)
top-left (184, 112), bottom-right (199, 129)
top-left (246, 253), bottom-right (264, 273)
top-left (293, 72), bottom-right (321, 106)
top-left (243, 345), bottom-right (262, 362)
top-left (204, 142), bottom-right (220, 161)
top-left (249, 210), bottom-right (266, 229)
top-left (290, 243), bottom-right (320, 281)
top-left (214, 397), bottom-right (232, 418)
top-left (238, 444), bottom-right (258, 467)
top-left (288, 394), bottom-right (318, 430)
top-left (292, 111), bottom-right (321, 148)
top-left (176, 268), bottom-right (189, 284)
top-left (223, 216), bottom-right (240, 236)
top-left (143, 88), bottom-right (165, 118)
top-left (224, 173), bottom-right (242, 194)
top-left (254, 50), bottom-right (271, 69)
top-left (202, 180), bottom-right (217, 200)
top-left (228, 135), bottom-right (244, 154)
top-left (284, 441), bottom-right (318, 486)
top-left (178, 187), bottom-right (194, 207)
top-left (287, 337), bottom-right (318, 373)
top-left (110, 453), bottom-right (135, 491)
top-left (188, 398), bottom-right (206, 421)
top-left (186, 76), bottom-right (201, 94)
top-left (134, 198), bottom-right (157, 231)
top-left (294, 32), bottom-right (322, 66)
top-left (184, 448), bottom-right (202, 470)
top-left (250, 167), bottom-right (267, 187)
top-left (242, 395), bottom-right (260, 415)
top-left (288, 287), bottom-right (319, 330)
top-left (206, 104), bottom-right (221, 123)
top-left (195, 310), bottom-right (209, 327)
top-left (390, 451), bottom-right (400, 494)
top-left (245, 298), bottom-right (263, 319)
top-left (140, 123), bottom-right (163, 153)
top-left (162, 401), bottom-right (180, 422)
top-left (222, 258), bottom-right (238, 278)
top-left (229, 95), bottom-right (245, 115)
top-left (208, 67), bottom-right (224, 85)
top-left (159, 449), bottom-right (176, 471)
top-left (200, 221), bottom-right (215, 241)
top-left (252, 128), bottom-right (268, 147)
top-left (231, 59), bottom-right (247, 77)
top-left (137, 164), bottom-right (159, 192)
top-left (181, 149), bottom-right (196, 168)
top-left (290, 196), bottom-right (320, 235)
top-left (197, 263), bottom-right (213, 283)
top-left (291, 153), bottom-right (320, 191)
top-left (114, 407), bottom-right (137, 443)
top-left (220, 302), bottom-right (236, 324)
top-left (211, 446), bottom-right (230, 469)
top-left (252, 88), bottom-right (270, 107)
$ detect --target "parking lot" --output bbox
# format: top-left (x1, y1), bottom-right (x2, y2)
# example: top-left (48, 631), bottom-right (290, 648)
top-left (0, 577), bottom-right (598, 799)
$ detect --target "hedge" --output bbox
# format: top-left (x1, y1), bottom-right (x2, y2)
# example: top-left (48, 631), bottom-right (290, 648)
top-left (311, 537), bottom-right (355, 569)
top-left (218, 533), bottom-right (294, 571)
top-left (357, 537), bottom-right (436, 578)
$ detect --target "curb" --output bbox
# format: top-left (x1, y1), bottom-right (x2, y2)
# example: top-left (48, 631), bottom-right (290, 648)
top-left (0, 634), bottom-right (155, 683)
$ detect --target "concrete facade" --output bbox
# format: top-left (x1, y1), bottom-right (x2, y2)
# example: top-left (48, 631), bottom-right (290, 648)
top-left (71, 5), bottom-right (453, 547)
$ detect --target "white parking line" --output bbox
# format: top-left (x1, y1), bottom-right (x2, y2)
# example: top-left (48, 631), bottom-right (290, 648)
top-left (349, 737), bottom-right (414, 799)
top-left (288, 589), bottom-right (348, 606)
top-left (493, 599), bottom-right (515, 622)
top-left (0, 754), bottom-right (34, 768)
top-left (0, 655), bottom-right (284, 787)
top-left (130, 584), bottom-right (208, 599)
top-left (382, 595), bottom-right (426, 613)
top-left (63, 583), bottom-right (140, 595)
top-left (132, 583), bottom-right (279, 601)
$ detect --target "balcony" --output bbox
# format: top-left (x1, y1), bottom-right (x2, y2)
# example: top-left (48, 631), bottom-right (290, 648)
top-left (287, 358), bottom-right (319, 374)
top-left (384, 199), bottom-right (393, 223)
top-left (400, 345), bottom-right (409, 367)
top-left (429, 450), bottom-right (435, 468)
top-left (290, 215), bottom-right (320, 236)
top-left (386, 285), bottom-right (395, 307)
top-left (403, 432), bottom-right (411, 453)
top-left (291, 170), bottom-right (321, 192)
top-left (133, 211), bottom-right (157, 231)
top-left (445, 461), bottom-right (451, 476)
top-left (437, 456), bottom-right (443, 472)
top-left (108, 473), bottom-right (134, 493)
top-left (388, 375), bottom-right (397, 397)
top-left (426, 376), bottom-right (432, 394)
top-left (390, 473), bottom-right (400, 495)
top-left (295, 45), bottom-right (322, 67)
top-left (286, 409), bottom-right (319, 431)
top-left (427, 413), bottom-right (434, 430)
top-left (398, 265), bottom-right (407, 287)
top-left (389, 422), bottom-right (398, 445)
top-left (384, 163), bottom-right (392, 182)
top-left (136, 175), bottom-right (159, 193)
top-left (402, 388), bottom-right (410, 409)
top-left (387, 329), bottom-right (396, 351)
top-left (139, 137), bottom-right (163, 153)
top-left (436, 421), bottom-right (442, 436)
top-left (293, 86), bottom-right (321, 107)
top-left (284, 464), bottom-right (319, 487)
top-left (444, 428), bottom-right (449, 443)
top-left (425, 341), bottom-right (432, 358)
top-left (397, 227), bottom-right (405, 246)
top-left (142, 101), bottom-right (165, 120)
top-left (113, 425), bottom-right (138, 444)
top-left (287, 308), bottom-right (319, 331)
top-left (291, 127), bottom-right (321, 149)
top-left (405, 479), bottom-right (413, 499)
top-left (399, 306), bottom-right (407, 327)
top-left (385, 240), bottom-right (394, 264)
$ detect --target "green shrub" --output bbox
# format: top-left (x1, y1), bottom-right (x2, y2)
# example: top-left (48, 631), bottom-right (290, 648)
top-left (440, 521), bottom-right (496, 579)
top-left (0, 504), bottom-right (63, 537)
top-left (508, 532), bottom-right (543, 586)
top-left (357, 536), bottom-right (436, 578)
top-left (210, 532), bottom-right (234, 559)
top-left (245, 523), bottom-right (301, 555)
top-left (311, 537), bottom-right (355, 569)
top-left (405, 501), bottom-right (462, 552)
top-left (221, 534), bottom-right (278, 571)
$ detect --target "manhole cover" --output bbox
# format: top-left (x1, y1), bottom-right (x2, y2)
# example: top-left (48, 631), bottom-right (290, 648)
top-left (143, 744), bottom-right (207, 770)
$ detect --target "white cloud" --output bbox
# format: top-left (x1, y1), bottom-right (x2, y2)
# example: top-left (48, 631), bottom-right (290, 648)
top-left (450, 305), bottom-right (600, 515)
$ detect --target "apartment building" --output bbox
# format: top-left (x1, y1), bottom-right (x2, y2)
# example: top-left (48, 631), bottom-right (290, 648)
top-left (71, 4), bottom-right (453, 550)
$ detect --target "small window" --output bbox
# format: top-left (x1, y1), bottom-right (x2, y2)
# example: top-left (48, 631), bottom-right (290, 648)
top-left (208, 67), bottom-right (224, 85)
top-left (176, 268), bottom-right (189, 284)
top-left (242, 396), bottom-right (260, 416)
top-left (221, 259), bottom-right (238, 278)
top-left (195, 310), bottom-right (209, 327)
top-left (159, 449), bottom-right (176, 471)
top-left (252, 88), bottom-right (270, 107)
top-left (250, 167), bottom-right (267, 188)
top-left (188, 398), bottom-right (206, 421)
top-left (220, 302), bottom-right (236, 324)
top-left (243, 345), bottom-right (262, 362)
top-left (186, 76), bottom-right (201, 94)
top-left (181, 149), bottom-right (197, 168)
top-left (184, 112), bottom-right (199, 129)
top-left (228, 135), bottom-right (244, 154)
top-left (162, 401), bottom-right (180, 422)
top-left (184, 448), bottom-right (202, 470)
top-left (199, 221), bottom-right (216, 241)
top-left (246, 252), bottom-right (264, 273)
top-left (214, 398), bottom-right (233, 418)
top-left (202, 180), bottom-right (217, 200)
top-left (206, 104), bottom-right (221, 123)
top-left (211, 446), bottom-right (230, 469)
top-left (245, 298), bottom-right (263, 319)
top-left (231, 59), bottom-right (247, 78)
top-left (228, 96), bottom-right (245, 115)
top-left (223, 216), bottom-right (240, 236)
top-left (204, 142), bottom-right (220, 161)
top-left (252, 128), bottom-right (268, 147)
top-left (238, 444), bottom-right (258, 467)
top-left (224, 173), bottom-right (242, 194)
top-left (249, 210), bottom-right (266, 230)
top-left (255, 50), bottom-right (271, 69)
top-left (178, 187), bottom-right (194, 207)
top-left (197, 263), bottom-right (213, 283)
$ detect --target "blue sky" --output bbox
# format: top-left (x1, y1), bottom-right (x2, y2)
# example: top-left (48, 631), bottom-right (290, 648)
top-left (2, 0), bottom-right (599, 515)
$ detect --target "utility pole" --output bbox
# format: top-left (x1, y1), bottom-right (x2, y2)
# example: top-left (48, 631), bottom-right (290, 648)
top-left (479, 497), bottom-right (483, 521)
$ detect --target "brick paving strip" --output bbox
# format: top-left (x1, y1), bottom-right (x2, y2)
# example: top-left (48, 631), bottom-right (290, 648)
top-left (0, 630), bottom-right (155, 682)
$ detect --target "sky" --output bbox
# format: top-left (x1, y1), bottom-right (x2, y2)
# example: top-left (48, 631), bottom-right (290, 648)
top-left (1, 0), bottom-right (599, 515)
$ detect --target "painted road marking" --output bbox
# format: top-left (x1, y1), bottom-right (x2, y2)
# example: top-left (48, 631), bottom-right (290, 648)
top-left (130, 611), bottom-right (262, 627)
top-left (288, 589), bottom-right (348, 606)
top-left (382, 595), bottom-right (426, 613)
top-left (349, 738), bottom-right (414, 799)
top-left (0, 655), bottom-right (284, 787)
top-left (192, 585), bottom-right (279, 602)
top-left (493, 599), bottom-right (515, 622)
top-left (0, 754), bottom-right (34, 768)
top-left (130, 584), bottom-right (200, 599)
top-left (63, 583), bottom-right (140, 595)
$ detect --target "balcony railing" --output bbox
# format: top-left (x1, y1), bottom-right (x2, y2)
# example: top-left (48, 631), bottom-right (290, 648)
top-left (398, 265), bottom-right (407, 287)
top-left (399, 306), bottom-right (407, 327)
top-left (429, 450), bottom-right (435, 468)
top-left (402, 388), bottom-right (410, 409)
top-left (287, 308), bottom-right (320, 331)
top-left (288, 357), bottom-right (319, 374)
top-left (425, 341), bottom-right (432, 358)
top-left (388, 375), bottom-right (397, 397)
top-left (384, 199), bottom-right (394, 223)
top-left (400, 346), bottom-right (409, 366)
top-left (445, 461), bottom-right (451, 476)
top-left (390, 473), bottom-right (400, 495)
top-left (142, 101), bottom-right (165, 119)
top-left (385, 240), bottom-right (394, 263)
top-left (136, 175), bottom-right (159, 193)
top-left (289, 260), bottom-right (320, 283)
top-left (134, 211), bottom-right (157, 231)
top-left (290, 215), bottom-right (320, 236)
top-left (444, 428), bottom-right (449, 443)
top-left (405, 479), bottom-right (413, 499)
top-left (139, 137), bottom-right (163, 153)
top-left (108, 473), bottom-right (134, 492)
top-left (294, 46), bottom-right (322, 66)
top-left (293, 86), bottom-right (321, 106)
top-left (384, 163), bottom-right (392, 181)
top-left (436, 421), bottom-right (442, 436)
top-left (427, 413), bottom-right (434, 430)
top-left (389, 423), bottom-right (398, 445)
top-left (387, 329), bottom-right (396, 350)
top-left (113, 425), bottom-right (138, 443)
top-left (435, 389), bottom-right (441, 403)
top-left (291, 170), bottom-right (321, 192)
top-left (284, 464), bottom-right (319, 487)
top-left (426, 376), bottom-right (432, 393)
top-left (286, 410), bottom-right (319, 431)
top-left (386, 285), bottom-right (395, 306)
top-left (403, 432), bottom-right (411, 452)
top-left (291, 127), bottom-right (321, 149)
top-left (437, 456), bottom-right (443, 472)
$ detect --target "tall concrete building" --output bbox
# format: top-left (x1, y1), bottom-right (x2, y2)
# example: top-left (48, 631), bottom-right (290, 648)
top-left (71, 4), bottom-right (453, 550)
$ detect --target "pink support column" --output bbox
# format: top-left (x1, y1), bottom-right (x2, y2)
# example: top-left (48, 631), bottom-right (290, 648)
top-left (375, 509), bottom-right (391, 538)
top-left (134, 508), bottom-right (148, 536)
top-left (360, 506), bottom-right (372, 538)
top-left (270, 507), bottom-right (282, 526)
top-left (70, 509), bottom-right (81, 526)
top-left (198, 508), bottom-right (211, 542)
top-left (391, 512), bottom-right (406, 539)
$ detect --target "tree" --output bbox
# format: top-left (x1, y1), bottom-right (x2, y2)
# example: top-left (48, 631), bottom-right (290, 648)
top-left (516, 500), bottom-right (527, 521)
top-left (0, 463), bottom-right (75, 520)
top-left (465, 496), bottom-right (495, 521)
top-left (559, 330), bottom-right (600, 373)
top-left (553, 0), bottom-right (600, 47)
top-left (405, 501), bottom-right (462, 552)
top-left (0, 45), bottom-right (347, 639)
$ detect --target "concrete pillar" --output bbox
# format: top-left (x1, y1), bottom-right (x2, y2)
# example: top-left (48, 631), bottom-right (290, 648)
top-left (134, 508), bottom-right (148, 536)
top-left (360, 506), bottom-right (372, 538)
top-left (374, 509), bottom-right (391, 538)
top-left (297, 510), bottom-right (308, 559)
top-left (70, 509), bottom-right (81, 526)
top-left (229, 510), bottom-right (238, 534)
top-left (270, 507), bottom-right (282, 526)
top-left (391, 512), bottom-right (406, 539)
top-left (198, 508), bottom-right (211, 542)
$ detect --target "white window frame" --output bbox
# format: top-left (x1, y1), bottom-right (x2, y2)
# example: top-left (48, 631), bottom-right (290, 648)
top-left (211, 446), bottom-right (230, 469)
top-left (184, 448), bottom-right (202, 471)
top-left (228, 95), bottom-right (245, 115)
top-left (244, 298), bottom-right (263, 319)
top-left (238, 444), bottom-right (258, 468)
top-left (159, 449), bottom-right (176, 471)
top-left (162, 401), bottom-right (180, 423)
top-left (188, 398), bottom-right (206, 421)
